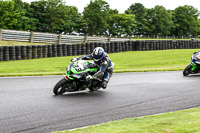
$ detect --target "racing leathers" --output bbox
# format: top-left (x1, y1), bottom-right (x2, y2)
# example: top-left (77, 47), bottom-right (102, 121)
top-left (72, 52), bottom-right (113, 89)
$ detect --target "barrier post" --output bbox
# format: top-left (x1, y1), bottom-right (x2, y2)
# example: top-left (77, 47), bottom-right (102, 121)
top-left (107, 37), bottom-right (111, 42)
top-left (84, 36), bottom-right (87, 43)
top-left (30, 31), bottom-right (33, 43)
top-left (58, 34), bottom-right (61, 44)
top-left (0, 29), bottom-right (2, 41)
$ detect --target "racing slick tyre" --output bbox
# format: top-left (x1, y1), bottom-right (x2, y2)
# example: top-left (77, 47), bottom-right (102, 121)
top-left (53, 78), bottom-right (68, 95)
top-left (183, 64), bottom-right (192, 76)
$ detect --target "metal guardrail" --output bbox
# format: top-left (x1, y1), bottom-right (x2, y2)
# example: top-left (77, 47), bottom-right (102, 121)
top-left (0, 29), bottom-right (130, 44)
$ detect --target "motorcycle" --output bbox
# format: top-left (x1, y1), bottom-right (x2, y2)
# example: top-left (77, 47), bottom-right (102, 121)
top-left (53, 59), bottom-right (114, 95)
top-left (183, 51), bottom-right (200, 76)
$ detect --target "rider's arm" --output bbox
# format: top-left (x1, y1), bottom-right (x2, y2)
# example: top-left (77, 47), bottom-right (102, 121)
top-left (81, 54), bottom-right (93, 60)
top-left (100, 60), bottom-right (109, 72)
top-left (100, 54), bottom-right (111, 72)
top-left (71, 54), bottom-right (93, 62)
top-left (93, 61), bottom-right (109, 78)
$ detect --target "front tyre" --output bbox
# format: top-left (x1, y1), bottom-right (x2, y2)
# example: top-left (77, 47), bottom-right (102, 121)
top-left (53, 78), bottom-right (68, 95)
top-left (183, 64), bottom-right (192, 76)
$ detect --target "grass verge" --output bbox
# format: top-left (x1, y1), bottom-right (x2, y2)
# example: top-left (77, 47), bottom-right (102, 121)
top-left (53, 107), bottom-right (200, 133)
top-left (0, 49), bottom-right (198, 76)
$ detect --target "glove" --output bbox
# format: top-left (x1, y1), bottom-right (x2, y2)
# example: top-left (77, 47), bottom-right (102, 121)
top-left (93, 71), bottom-right (104, 79)
top-left (71, 58), bottom-right (77, 62)
top-left (86, 75), bottom-right (93, 80)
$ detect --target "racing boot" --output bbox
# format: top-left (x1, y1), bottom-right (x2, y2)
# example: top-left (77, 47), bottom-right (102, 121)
top-left (101, 80), bottom-right (108, 89)
top-left (101, 72), bottom-right (110, 89)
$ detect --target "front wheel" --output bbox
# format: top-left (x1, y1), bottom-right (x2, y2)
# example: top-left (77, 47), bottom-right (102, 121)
top-left (183, 64), bottom-right (192, 76)
top-left (53, 78), bottom-right (68, 95)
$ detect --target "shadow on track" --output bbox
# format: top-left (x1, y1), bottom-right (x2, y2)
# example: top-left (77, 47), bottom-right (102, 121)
top-left (183, 74), bottom-right (200, 77)
top-left (52, 90), bottom-right (108, 99)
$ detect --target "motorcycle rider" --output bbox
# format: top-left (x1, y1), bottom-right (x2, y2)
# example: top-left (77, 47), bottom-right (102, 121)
top-left (192, 51), bottom-right (200, 63)
top-left (71, 47), bottom-right (113, 89)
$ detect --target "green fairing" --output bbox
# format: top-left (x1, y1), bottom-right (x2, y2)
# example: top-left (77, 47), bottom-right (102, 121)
top-left (65, 60), bottom-right (98, 79)
top-left (71, 60), bottom-right (90, 74)
top-left (91, 68), bottom-right (98, 71)
top-left (190, 61), bottom-right (197, 71)
top-left (65, 71), bottom-right (74, 80)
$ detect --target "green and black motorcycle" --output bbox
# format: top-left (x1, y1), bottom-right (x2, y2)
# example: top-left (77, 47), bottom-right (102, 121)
top-left (53, 59), bottom-right (114, 95)
top-left (183, 51), bottom-right (200, 76)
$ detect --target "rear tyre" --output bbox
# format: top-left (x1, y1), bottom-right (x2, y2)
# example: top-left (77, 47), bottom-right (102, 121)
top-left (53, 78), bottom-right (68, 95)
top-left (183, 64), bottom-right (192, 76)
top-left (89, 86), bottom-right (99, 91)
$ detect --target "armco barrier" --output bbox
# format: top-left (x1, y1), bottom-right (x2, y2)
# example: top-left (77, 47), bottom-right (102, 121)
top-left (0, 40), bottom-right (200, 62)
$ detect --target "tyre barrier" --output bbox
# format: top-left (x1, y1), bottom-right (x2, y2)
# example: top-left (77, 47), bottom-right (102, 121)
top-left (94, 42), bottom-right (98, 48)
top-left (72, 44), bottom-right (77, 56)
top-left (52, 44), bottom-right (57, 57)
top-left (32, 45), bottom-right (37, 59)
top-left (3, 46), bottom-right (9, 61)
top-left (57, 44), bottom-right (63, 57)
top-left (27, 46), bottom-right (32, 59)
top-left (102, 43), bottom-right (107, 53)
top-left (110, 42), bottom-right (115, 53)
top-left (62, 44), bottom-right (67, 56)
top-left (67, 44), bottom-right (72, 56)
top-left (15, 46), bottom-right (21, 60)
top-left (81, 44), bottom-right (86, 55)
top-left (47, 45), bottom-right (53, 57)
top-left (43, 45), bottom-right (48, 58)
top-left (21, 46), bottom-right (27, 60)
top-left (0, 47), bottom-right (3, 61)
top-left (77, 44), bottom-right (82, 55)
top-left (9, 46), bottom-right (16, 61)
top-left (0, 40), bottom-right (200, 62)
top-left (86, 43), bottom-right (91, 54)
top-left (106, 42), bottom-right (111, 53)
top-left (90, 42), bottom-right (95, 53)
top-left (37, 45), bottom-right (43, 58)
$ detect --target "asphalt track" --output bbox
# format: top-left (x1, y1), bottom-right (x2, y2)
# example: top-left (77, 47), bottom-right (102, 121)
top-left (1, 71), bottom-right (200, 133)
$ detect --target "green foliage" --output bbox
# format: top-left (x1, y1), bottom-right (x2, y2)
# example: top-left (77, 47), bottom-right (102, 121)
top-left (12, 0), bottom-right (38, 31)
top-left (0, 0), bottom-right (20, 29)
top-left (172, 5), bottom-right (200, 37)
top-left (83, 0), bottom-right (111, 35)
top-left (0, 0), bottom-right (200, 37)
top-left (147, 6), bottom-right (173, 36)
top-left (108, 13), bottom-right (136, 36)
top-left (29, 0), bottom-right (82, 33)
top-left (125, 3), bottom-right (149, 35)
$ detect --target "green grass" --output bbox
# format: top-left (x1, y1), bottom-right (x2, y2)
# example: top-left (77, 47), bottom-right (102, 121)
top-left (53, 107), bottom-right (200, 133)
top-left (0, 49), bottom-right (198, 76)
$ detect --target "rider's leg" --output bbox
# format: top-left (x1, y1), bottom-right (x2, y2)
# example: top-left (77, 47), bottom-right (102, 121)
top-left (102, 72), bottom-right (109, 89)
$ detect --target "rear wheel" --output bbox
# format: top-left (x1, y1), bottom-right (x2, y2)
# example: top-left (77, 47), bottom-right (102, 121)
top-left (183, 64), bottom-right (192, 76)
top-left (89, 87), bottom-right (99, 91)
top-left (53, 78), bottom-right (68, 95)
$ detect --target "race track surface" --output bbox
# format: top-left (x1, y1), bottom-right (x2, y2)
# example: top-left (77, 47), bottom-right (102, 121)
top-left (1, 71), bottom-right (200, 133)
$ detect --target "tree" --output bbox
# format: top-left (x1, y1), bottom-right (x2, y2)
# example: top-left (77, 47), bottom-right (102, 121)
top-left (30, 0), bottom-right (82, 33)
top-left (147, 6), bottom-right (173, 36)
top-left (108, 13), bottom-right (136, 37)
top-left (12, 0), bottom-right (38, 31)
top-left (172, 5), bottom-right (200, 37)
top-left (125, 3), bottom-right (149, 35)
top-left (0, 0), bottom-right (20, 29)
top-left (83, 0), bottom-right (111, 35)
